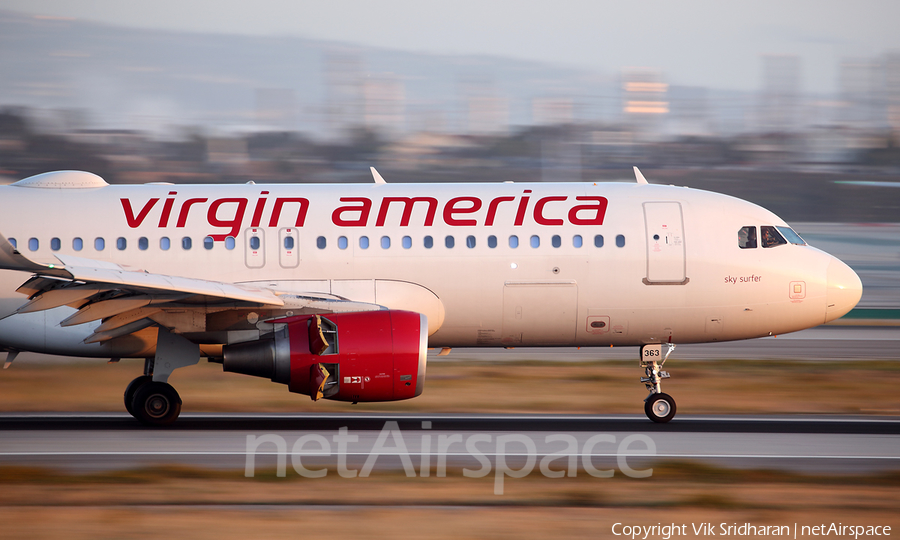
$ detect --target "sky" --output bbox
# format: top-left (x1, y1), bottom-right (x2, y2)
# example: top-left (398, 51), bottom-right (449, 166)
top-left (3, 0), bottom-right (900, 93)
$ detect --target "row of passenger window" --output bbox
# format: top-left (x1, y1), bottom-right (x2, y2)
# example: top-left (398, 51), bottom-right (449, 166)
top-left (321, 234), bottom-right (626, 250)
top-left (10, 233), bottom-right (627, 253)
top-left (10, 236), bottom-right (238, 252)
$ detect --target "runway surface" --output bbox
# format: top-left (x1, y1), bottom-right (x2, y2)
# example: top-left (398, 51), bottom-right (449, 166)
top-left (2, 413), bottom-right (898, 475)
top-left (432, 326), bottom-right (900, 362)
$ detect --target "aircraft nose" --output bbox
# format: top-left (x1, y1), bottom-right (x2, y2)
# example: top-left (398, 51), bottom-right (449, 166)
top-left (824, 258), bottom-right (863, 323)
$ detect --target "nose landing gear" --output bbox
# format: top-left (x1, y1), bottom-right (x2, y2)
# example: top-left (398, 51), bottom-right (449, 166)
top-left (640, 343), bottom-right (676, 423)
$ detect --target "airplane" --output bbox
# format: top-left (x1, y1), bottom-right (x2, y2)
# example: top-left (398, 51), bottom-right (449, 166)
top-left (0, 167), bottom-right (862, 425)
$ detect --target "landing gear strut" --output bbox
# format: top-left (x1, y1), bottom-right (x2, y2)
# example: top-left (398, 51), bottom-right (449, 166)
top-left (123, 328), bottom-right (199, 426)
top-left (640, 343), bottom-right (676, 423)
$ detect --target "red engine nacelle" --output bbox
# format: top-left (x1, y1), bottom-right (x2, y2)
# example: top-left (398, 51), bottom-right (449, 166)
top-left (221, 310), bottom-right (427, 402)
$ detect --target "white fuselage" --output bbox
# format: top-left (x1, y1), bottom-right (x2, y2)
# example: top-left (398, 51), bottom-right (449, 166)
top-left (0, 179), bottom-right (862, 358)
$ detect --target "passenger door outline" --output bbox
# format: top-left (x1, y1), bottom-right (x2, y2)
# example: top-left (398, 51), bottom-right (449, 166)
top-left (643, 201), bottom-right (688, 285)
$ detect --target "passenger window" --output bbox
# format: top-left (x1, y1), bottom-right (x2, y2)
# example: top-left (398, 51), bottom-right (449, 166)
top-left (225, 237), bottom-right (236, 250)
top-left (316, 236), bottom-right (326, 249)
top-left (28, 238), bottom-right (38, 251)
top-left (761, 226), bottom-right (787, 248)
top-left (115, 237), bottom-right (126, 250)
top-left (594, 235), bottom-right (604, 248)
top-left (51, 238), bottom-right (61, 251)
top-left (249, 236), bottom-right (260, 250)
top-left (381, 236), bottom-right (390, 249)
top-left (138, 237), bottom-right (149, 251)
top-left (445, 235), bottom-right (455, 248)
top-left (284, 236), bottom-right (295, 250)
top-left (402, 236), bottom-right (412, 249)
top-left (72, 238), bottom-right (82, 251)
top-left (616, 235), bottom-right (625, 247)
top-left (204, 236), bottom-right (214, 250)
top-left (424, 236), bottom-right (433, 249)
top-left (95, 237), bottom-right (105, 251)
top-left (530, 235), bottom-right (540, 248)
top-left (509, 235), bottom-right (519, 248)
top-left (8, 238), bottom-right (15, 249)
top-left (160, 237), bottom-right (170, 251)
top-left (466, 235), bottom-right (476, 248)
top-left (338, 236), bottom-right (348, 250)
top-left (552, 235), bottom-right (561, 248)
top-left (738, 226), bottom-right (757, 249)
top-left (182, 237), bottom-right (192, 250)
top-left (488, 235), bottom-right (497, 248)
top-left (359, 236), bottom-right (369, 249)
top-left (573, 235), bottom-right (583, 248)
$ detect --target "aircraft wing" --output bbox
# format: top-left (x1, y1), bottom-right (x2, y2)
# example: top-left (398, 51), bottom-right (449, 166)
top-left (0, 234), bottom-right (382, 344)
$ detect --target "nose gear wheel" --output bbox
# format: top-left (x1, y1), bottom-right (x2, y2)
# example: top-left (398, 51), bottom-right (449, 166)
top-left (639, 343), bottom-right (677, 423)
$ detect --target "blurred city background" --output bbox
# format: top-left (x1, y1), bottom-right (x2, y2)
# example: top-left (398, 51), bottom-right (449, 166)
top-left (1, 6), bottom-right (899, 537)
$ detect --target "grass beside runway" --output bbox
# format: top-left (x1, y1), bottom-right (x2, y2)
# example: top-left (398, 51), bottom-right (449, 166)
top-left (0, 356), bottom-right (899, 415)
top-left (0, 463), bottom-right (897, 540)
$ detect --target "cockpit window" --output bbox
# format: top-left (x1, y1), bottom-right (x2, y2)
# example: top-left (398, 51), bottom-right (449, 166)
top-left (761, 226), bottom-right (787, 248)
top-left (775, 226), bottom-right (806, 246)
top-left (738, 226), bottom-right (757, 249)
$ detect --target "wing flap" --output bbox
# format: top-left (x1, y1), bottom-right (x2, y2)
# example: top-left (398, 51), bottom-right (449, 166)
top-left (62, 265), bottom-right (284, 306)
top-left (83, 318), bottom-right (156, 344)
top-left (95, 307), bottom-right (163, 333)
top-left (17, 284), bottom-right (109, 313)
top-left (60, 295), bottom-right (153, 327)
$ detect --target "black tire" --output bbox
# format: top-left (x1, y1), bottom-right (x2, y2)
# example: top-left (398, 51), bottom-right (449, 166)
top-left (124, 375), bottom-right (152, 417)
top-left (644, 393), bottom-right (676, 423)
top-left (132, 381), bottom-right (182, 426)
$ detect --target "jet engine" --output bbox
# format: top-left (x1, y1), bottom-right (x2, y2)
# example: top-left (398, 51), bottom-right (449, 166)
top-left (219, 310), bottom-right (427, 402)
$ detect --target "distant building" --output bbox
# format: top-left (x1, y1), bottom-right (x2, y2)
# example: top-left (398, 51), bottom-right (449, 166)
top-left (206, 137), bottom-right (249, 165)
top-left (621, 68), bottom-right (668, 136)
top-left (886, 53), bottom-right (900, 138)
top-left (363, 73), bottom-right (406, 138)
top-left (466, 95), bottom-right (509, 135)
top-left (668, 86), bottom-right (711, 136)
top-left (255, 89), bottom-right (298, 131)
top-left (759, 55), bottom-right (802, 132)
top-left (531, 97), bottom-right (575, 126)
top-left (323, 49), bottom-right (365, 139)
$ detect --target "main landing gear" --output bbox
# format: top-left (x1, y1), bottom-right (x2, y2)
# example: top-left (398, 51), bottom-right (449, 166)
top-left (124, 328), bottom-right (199, 426)
top-left (125, 375), bottom-right (182, 426)
top-left (640, 343), bottom-right (676, 423)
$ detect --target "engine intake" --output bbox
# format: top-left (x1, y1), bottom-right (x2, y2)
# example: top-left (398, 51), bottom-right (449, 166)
top-left (221, 310), bottom-right (427, 402)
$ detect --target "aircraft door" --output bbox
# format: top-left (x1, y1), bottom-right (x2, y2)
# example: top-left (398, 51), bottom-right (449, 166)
top-left (643, 202), bottom-right (687, 284)
top-left (245, 228), bottom-right (265, 268)
top-left (279, 228), bottom-right (300, 268)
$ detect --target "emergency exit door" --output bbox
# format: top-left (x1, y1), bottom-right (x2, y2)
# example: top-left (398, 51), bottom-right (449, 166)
top-left (643, 202), bottom-right (687, 284)
top-left (244, 228), bottom-right (265, 268)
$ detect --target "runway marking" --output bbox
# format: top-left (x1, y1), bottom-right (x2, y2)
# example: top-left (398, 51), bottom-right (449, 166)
top-left (1, 452), bottom-right (898, 460)
top-left (1, 412), bottom-right (898, 424)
